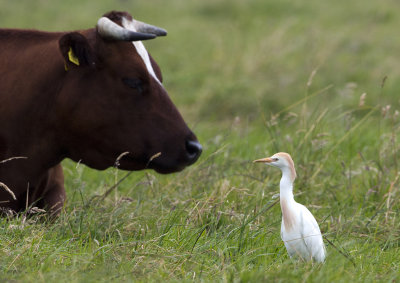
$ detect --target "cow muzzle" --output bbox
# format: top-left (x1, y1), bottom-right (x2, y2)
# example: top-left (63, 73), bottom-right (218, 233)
top-left (185, 139), bottom-right (202, 165)
top-left (146, 138), bottom-right (202, 174)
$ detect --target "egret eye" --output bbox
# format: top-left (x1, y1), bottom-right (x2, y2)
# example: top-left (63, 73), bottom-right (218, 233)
top-left (273, 158), bottom-right (279, 161)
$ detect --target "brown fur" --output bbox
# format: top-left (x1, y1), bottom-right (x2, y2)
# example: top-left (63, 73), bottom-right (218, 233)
top-left (0, 11), bottom-right (201, 215)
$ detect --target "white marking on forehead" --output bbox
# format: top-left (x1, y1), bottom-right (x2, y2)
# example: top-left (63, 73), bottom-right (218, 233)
top-left (121, 17), bottom-right (161, 85)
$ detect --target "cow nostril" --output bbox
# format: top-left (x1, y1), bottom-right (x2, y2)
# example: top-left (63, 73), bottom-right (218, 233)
top-left (185, 140), bottom-right (202, 162)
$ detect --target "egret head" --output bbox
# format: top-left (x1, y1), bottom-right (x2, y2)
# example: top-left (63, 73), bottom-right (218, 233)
top-left (253, 152), bottom-right (296, 181)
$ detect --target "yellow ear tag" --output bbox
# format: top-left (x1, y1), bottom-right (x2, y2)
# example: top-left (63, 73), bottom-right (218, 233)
top-left (68, 47), bottom-right (80, 66)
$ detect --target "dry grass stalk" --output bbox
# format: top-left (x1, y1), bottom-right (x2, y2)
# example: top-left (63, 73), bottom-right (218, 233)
top-left (90, 152), bottom-right (162, 204)
top-left (0, 182), bottom-right (16, 200)
top-left (0, 157), bottom-right (26, 202)
top-left (0, 156), bottom-right (27, 164)
top-left (114, 151), bottom-right (130, 168)
top-left (146, 152), bottom-right (162, 167)
top-left (307, 68), bottom-right (318, 87)
top-left (359, 93), bottom-right (367, 107)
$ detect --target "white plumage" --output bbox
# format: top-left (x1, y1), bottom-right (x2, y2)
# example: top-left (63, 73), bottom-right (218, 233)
top-left (254, 152), bottom-right (326, 263)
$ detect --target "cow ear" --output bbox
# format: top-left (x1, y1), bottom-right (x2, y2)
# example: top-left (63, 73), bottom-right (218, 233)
top-left (59, 32), bottom-right (96, 70)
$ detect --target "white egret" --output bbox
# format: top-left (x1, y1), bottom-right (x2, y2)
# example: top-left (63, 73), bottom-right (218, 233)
top-left (253, 152), bottom-right (326, 263)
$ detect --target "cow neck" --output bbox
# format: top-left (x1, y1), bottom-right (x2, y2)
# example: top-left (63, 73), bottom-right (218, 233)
top-left (121, 18), bottom-right (162, 85)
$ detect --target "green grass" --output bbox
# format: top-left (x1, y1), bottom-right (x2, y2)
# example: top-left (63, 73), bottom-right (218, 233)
top-left (1, 0), bottom-right (400, 281)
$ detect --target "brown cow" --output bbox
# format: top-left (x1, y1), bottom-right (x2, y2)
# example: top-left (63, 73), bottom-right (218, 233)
top-left (0, 11), bottom-right (202, 215)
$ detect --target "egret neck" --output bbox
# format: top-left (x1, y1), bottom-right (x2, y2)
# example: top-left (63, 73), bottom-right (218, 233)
top-left (279, 169), bottom-right (296, 231)
top-left (279, 166), bottom-right (295, 201)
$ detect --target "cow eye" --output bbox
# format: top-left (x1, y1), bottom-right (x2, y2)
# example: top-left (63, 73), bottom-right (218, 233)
top-left (122, 78), bottom-right (144, 93)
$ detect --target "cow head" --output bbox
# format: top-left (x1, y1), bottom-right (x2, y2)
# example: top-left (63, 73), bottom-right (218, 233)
top-left (57, 11), bottom-right (202, 173)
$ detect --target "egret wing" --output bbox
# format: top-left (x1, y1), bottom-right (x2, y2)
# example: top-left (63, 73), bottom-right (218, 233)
top-left (299, 204), bottom-right (326, 262)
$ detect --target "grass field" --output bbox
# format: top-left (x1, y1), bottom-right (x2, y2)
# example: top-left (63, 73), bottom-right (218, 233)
top-left (1, 0), bottom-right (400, 281)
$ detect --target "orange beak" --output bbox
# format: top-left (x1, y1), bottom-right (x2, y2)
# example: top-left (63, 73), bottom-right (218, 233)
top-left (253, 157), bottom-right (273, 163)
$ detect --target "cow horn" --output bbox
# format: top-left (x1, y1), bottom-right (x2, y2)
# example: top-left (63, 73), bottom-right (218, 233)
top-left (97, 17), bottom-right (156, 41)
top-left (132, 20), bottom-right (167, 36)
